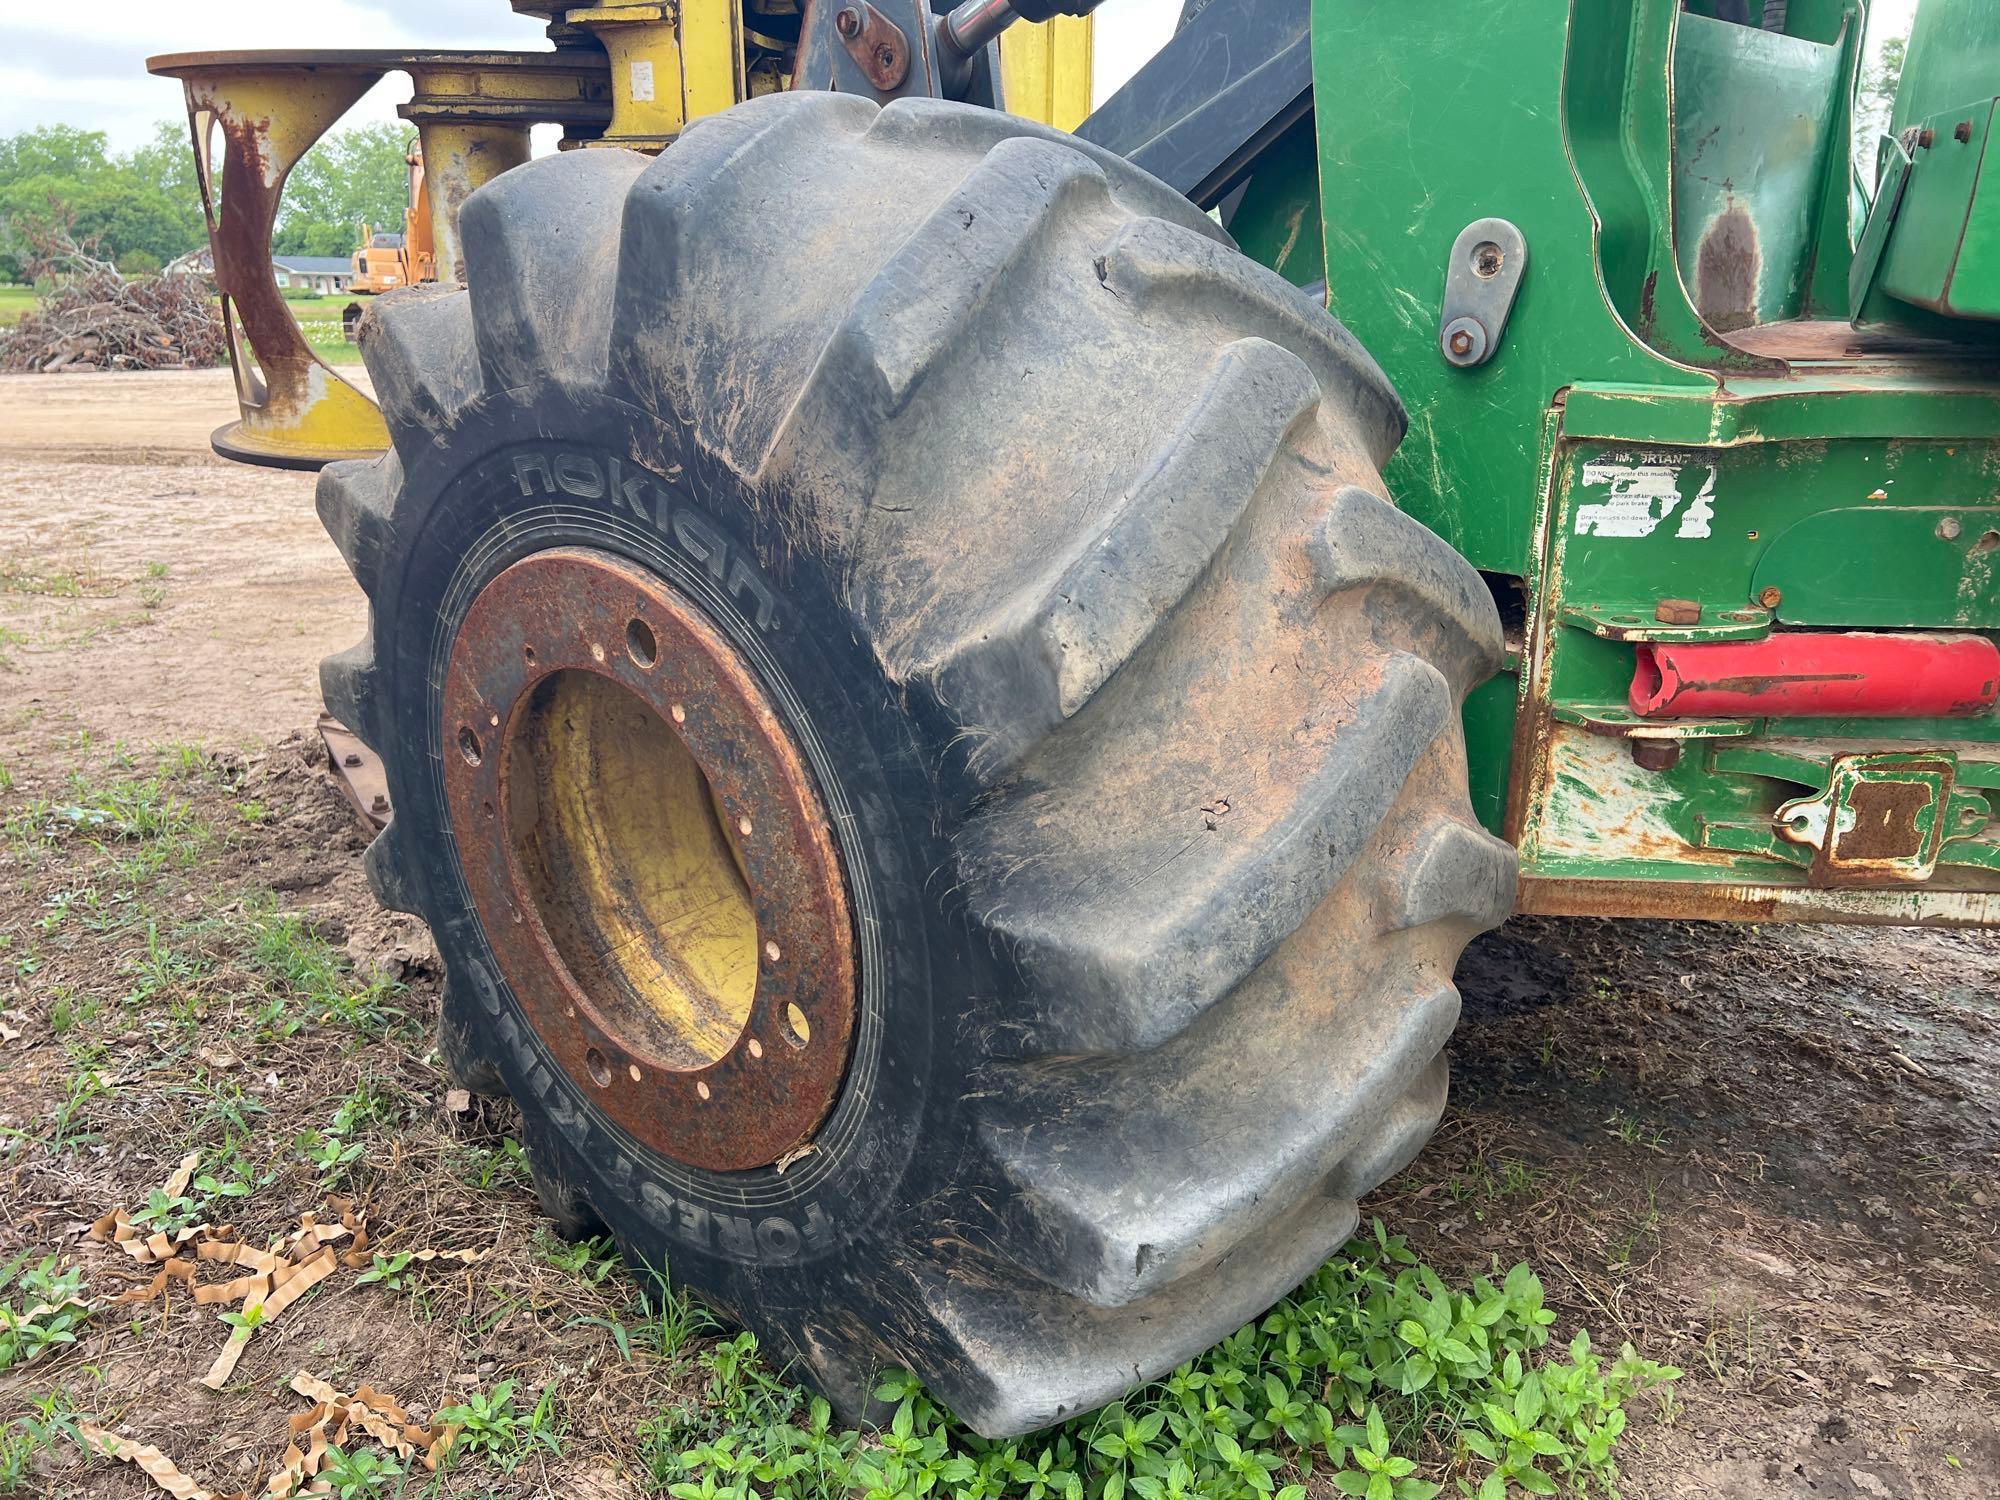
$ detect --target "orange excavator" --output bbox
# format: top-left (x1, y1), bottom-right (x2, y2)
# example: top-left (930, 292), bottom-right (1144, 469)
top-left (341, 141), bottom-right (436, 340)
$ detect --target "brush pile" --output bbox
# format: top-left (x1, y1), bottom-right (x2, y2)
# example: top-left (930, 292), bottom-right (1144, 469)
top-left (1, 226), bottom-right (224, 374)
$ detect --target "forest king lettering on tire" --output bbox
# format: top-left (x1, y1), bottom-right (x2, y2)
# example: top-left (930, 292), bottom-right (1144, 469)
top-left (317, 91), bottom-right (1514, 1435)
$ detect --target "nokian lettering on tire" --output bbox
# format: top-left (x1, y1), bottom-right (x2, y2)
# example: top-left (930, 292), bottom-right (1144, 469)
top-left (319, 90), bottom-right (1516, 1438)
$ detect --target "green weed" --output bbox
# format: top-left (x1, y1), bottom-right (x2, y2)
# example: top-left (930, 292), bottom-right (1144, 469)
top-left (0, 1391), bottom-right (80, 1495)
top-left (542, 1231), bottom-right (623, 1285)
top-left (437, 1380), bottom-right (564, 1474)
top-left (355, 1252), bottom-right (417, 1294)
top-left (316, 1445), bottom-right (406, 1498)
top-left (46, 988), bottom-right (102, 1035)
top-left (0, 1259), bottom-right (90, 1373)
top-left (648, 1224), bottom-right (1678, 1500)
top-left (128, 1185), bottom-right (200, 1236)
top-left (123, 920), bottom-right (209, 1012)
top-left (456, 1137), bottom-right (532, 1192)
top-left (179, 1074), bottom-right (268, 1144)
top-left (246, 912), bottom-right (405, 1038)
top-left (1604, 1110), bottom-right (1667, 1152)
top-left (1445, 1155), bottom-right (1543, 1210)
top-left (47, 1069), bottom-right (109, 1151)
top-left (298, 1085), bottom-right (402, 1189)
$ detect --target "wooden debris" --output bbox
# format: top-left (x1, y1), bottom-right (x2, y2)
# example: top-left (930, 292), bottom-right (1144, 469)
top-left (0, 229), bottom-right (224, 374)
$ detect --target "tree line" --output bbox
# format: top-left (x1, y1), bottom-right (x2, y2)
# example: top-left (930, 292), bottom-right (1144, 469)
top-left (1, 121), bottom-right (415, 283)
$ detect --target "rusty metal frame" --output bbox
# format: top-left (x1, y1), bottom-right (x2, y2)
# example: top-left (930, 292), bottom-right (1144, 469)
top-left (146, 49), bottom-right (612, 468)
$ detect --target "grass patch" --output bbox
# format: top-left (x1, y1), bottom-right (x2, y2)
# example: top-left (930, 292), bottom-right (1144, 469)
top-left (292, 314), bottom-right (364, 367)
top-left (243, 909), bottom-right (406, 1038)
top-left (0, 559), bottom-right (115, 600)
top-left (640, 1224), bottom-right (1678, 1500)
top-left (0, 285), bottom-right (37, 329)
top-left (4, 763), bottom-right (210, 877)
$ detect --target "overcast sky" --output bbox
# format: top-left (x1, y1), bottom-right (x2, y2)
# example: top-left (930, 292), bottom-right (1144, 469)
top-left (0, 0), bottom-right (1918, 156)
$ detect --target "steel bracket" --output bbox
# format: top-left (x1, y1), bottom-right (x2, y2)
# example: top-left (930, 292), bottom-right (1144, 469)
top-left (1440, 217), bottom-right (1528, 369)
top-left (1775, 752), bottom-right (1981, 887)
top-left (794, 0), bottom-right (953, 104)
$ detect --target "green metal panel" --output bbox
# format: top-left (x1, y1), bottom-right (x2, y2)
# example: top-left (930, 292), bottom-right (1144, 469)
top-left (1292, 0), bottom-right (2000, 922)
top-left (1517, 416), bottom-right (2000, 901)
top-left (1227, 116), bottom-right (1325, 292)
top-left (1892, 0), bottom-right (2000, 130)
top-left (1308, 0), bottom-right (1711, 581)
top-left (1672, 15), bottom-right (1843, 330)
top-left (1878, 101), bottom-right (2000, 319)
top-left (1752, 505), bottom-right (2000, 626)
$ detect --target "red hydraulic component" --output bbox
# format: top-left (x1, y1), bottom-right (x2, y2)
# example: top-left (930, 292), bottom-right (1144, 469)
top-left (1630, 631), bottom-right (2000, 719)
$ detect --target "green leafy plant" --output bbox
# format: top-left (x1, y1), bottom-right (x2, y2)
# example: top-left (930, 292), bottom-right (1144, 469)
top-left (0, 1391), bottom-right (80, 1495)
top-left (1332, 1407), bottom-right (1437, 1500)
top-left (192, 1168), bottom-right (254, 1207)
top-left (298, 1128), bottom-right (364, 1182)
top-left (542, 1231), bottom-right (622, 1284)
top-left (436, 1379), bottom-right (563, 1474)
top-left (298, 1084), bottom-right (402, 1188)
top-left (354, 1252), bottom-right (415, 1294)
top-left (316, 1444), bottom-right (405, 1498)
top-left (645, 1225), bottom-right (1677, 1500)
top-left (217, 1303), bottom-right (266, 1334)
top-left (127, 1186), bottom-right (199, 1235)
top-left (0, 1259), bottom-right (90, 1372)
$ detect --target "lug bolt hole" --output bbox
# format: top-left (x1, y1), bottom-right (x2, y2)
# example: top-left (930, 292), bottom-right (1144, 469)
top-left (481, 800), bottom-right (495, 819)
top-left (738, 815), bottom-right (753, 837)
top-left (783, 1003), bottom-right (811, 1048)
top-left (764, 940), bottom-right (781, 963)
top-left (1975, 530), bottom-right (2000, 557)
top-left (748, 1038), bottom-right (764, 1059)
top-left (628, 1063), bottom-right (643, 1083)
top-left (457, 726), bottom-right (482, 766)
top-left (585, 1048), bottom-right (612, 1087)
top-left (626, 617), bottom-right (659, 668)
top-left (590, 642), bottom-right (606, 663)
top-left (696, 1081), bottom-right (712, 1101)
top-left (671, 703), bottom-right (686, 724)
top-left (523, 643), bottom-right (536, 665)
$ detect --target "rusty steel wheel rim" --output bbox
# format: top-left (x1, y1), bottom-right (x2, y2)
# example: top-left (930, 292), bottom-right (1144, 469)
top-left (442, 547), bottom-right (857, 1172)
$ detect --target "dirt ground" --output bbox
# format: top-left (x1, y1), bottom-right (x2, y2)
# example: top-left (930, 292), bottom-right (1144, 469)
top-left (0, 371), bottom-right (1995, 1498)
top-left (0, 371), bottom-right (366, 751)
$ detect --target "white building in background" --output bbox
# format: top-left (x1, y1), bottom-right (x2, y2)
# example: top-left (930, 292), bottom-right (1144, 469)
top-left (270, 256), bottom-right (354, 295)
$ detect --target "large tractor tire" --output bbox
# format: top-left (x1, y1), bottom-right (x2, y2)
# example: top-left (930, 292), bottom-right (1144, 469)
top-left (321, 91), bottom-right (1515, 1436)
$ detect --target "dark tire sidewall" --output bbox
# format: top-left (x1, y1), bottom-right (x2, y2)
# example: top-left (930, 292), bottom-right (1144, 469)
top-left (375, 384), bottom-right (955, 1289)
